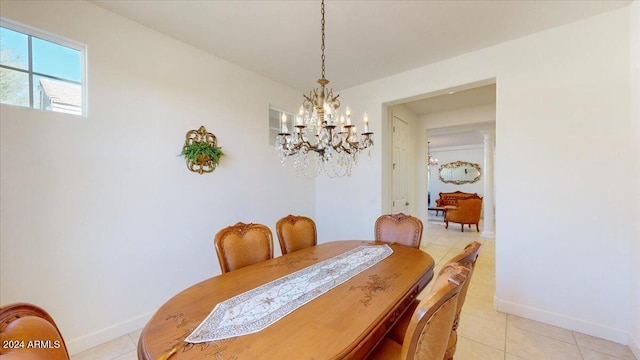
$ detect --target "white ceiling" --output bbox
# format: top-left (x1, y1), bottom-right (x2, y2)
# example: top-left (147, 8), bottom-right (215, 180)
top-left (404, 84), bottom-right (496, 115)
top-left (91, 0), bottom-right (629, 92)
top-left (90, 0), bottom-right (629, 148)
top-left (408, 84), bottom-right (496, 148)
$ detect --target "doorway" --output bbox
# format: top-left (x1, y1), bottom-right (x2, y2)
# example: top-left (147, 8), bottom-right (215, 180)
top-left (385, 82), bottom-right (496, 235)
top-left (391, 115), bottom-right (409, 214)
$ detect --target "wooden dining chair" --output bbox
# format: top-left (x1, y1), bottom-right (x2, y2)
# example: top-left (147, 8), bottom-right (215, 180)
top-left (386, 241), bottom-right (482, 360)
top-left (276, 215), bottom-right (317, 255)
top-left (440, 241), bottom-right (482, 360)
top-left (366, 263), bottom-right (469, 360)
top-left (214, 222), bottom-right (274, 273)
top-left (374, 213), bottom-right (423, 248)
top-left (0, 303), bottom-right (70, 360)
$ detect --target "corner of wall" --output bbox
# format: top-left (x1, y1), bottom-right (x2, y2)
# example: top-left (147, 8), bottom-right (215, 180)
top-left (66, 311), bottom-right (152, 355)
top-left (630, 1), bottom-right (640, 358)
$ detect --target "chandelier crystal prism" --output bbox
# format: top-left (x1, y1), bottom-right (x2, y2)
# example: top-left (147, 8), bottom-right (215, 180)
top-left (275, 0), bottom-right (373, 178)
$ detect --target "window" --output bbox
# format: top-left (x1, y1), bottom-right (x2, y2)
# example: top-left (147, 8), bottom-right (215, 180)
top-left (0, 18), bottom-right (86, 116)
top-left (269, 107), bottom-right (294, 146)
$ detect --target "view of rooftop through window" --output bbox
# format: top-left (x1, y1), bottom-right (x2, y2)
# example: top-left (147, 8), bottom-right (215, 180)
top-left (0, 20), bottom-right (85, 116)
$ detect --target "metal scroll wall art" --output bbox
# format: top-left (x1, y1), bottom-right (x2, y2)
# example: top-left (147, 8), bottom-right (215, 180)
top-left (182, 126), bottom-right (224, 175)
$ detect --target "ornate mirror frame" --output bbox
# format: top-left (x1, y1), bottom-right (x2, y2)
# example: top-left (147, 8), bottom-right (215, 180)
top-left (438, 161), bottom-right (482, 184)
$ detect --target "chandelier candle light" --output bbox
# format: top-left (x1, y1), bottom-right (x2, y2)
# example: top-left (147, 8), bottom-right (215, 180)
top-left (275, 0), bottom-right (373, 178)
top-left (428, 141), bottom-right (438, 167)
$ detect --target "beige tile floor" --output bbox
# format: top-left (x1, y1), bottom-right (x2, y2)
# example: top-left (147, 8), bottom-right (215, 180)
top-left (71, 217), bottom-right (637, 360)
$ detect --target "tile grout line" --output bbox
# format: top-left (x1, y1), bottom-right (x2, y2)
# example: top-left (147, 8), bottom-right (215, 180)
top-left (571, 331), bottom-right (585, 359)
top-left (505, 316), bottom-right (587, 349)
top-left (456, 334), bottom-right (507, 357)
top-left (460, 309), bottom-right (506, 327)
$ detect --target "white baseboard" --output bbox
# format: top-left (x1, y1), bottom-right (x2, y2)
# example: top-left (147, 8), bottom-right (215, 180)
top-left (496, 298), bottom-right (629, 345)
top-left (480, 231), bottom-right (495, 238)
top-left (66, 311), bottom-right (153, 356)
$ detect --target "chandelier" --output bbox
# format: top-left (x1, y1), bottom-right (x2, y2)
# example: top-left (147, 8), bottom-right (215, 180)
top-left (275, 0), bottom-right (373, 178)
top-left (428, 141), bottom-right (438, 167)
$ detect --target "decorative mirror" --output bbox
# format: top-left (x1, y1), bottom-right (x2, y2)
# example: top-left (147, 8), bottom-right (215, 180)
top-left (438, 161), bottom-right (481, 184)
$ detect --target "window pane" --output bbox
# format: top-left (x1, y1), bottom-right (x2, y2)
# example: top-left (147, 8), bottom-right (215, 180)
top-left (1, 21), bottom-right (85, 116)
top-left (32, 37), bottom-right (81, 82)
top-left (269, 128), bottom-right (279, 146)
top-left (269, 109), bottom-right (281, 129)
top-left (0, 26), bottom-right (29, 70)
top-left (0, 67), bottom-right (29, 107)
top-left (34, 75), bottom-right (82, 115)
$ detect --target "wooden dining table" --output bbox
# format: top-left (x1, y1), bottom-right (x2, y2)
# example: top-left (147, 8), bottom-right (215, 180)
top-left (138, 240), bottom-right (434, 360)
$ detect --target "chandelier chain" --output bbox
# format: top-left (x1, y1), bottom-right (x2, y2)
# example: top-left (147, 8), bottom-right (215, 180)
top-left (321, 0), bottom-right (325, 80)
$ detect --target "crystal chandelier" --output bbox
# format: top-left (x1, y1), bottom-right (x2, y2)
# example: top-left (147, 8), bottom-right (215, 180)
top-left (275, 0), bottom-right (373, 178)
top-left (428, 141), bottom-right (438, 167)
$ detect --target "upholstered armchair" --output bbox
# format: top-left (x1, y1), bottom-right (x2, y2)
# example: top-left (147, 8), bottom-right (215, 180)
top-left (445, 197), bottom-right (482, 232)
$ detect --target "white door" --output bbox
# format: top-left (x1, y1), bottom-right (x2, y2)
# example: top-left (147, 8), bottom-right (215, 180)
top-left (392, 116), bottom-right (409, 214)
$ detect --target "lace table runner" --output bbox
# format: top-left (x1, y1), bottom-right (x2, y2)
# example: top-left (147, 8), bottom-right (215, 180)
top-left (185, 244), bottom-right (393, 343)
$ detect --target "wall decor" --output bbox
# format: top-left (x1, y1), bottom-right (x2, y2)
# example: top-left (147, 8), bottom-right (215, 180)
top-left (438, 161), bottom-right (481, 184)
top-left (181, 126), bottom-right (224, 174)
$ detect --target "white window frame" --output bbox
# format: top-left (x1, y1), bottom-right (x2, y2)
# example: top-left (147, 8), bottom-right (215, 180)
top-left (0, 17), bottom-right (88, 117)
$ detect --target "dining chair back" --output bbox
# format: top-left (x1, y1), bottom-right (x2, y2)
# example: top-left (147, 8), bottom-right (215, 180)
top-left (440, 241), bottom-right (481, 360)
top-left (374, 213), bottom-right (423, 248)
top-left (0, 303), bottom-right (70, 360)
top-left (276, 215), bottom-right (317, 255)
top-left (366, 263), bottom-right (469, 360)
top-left (214, 222), bottom-right (274, 273)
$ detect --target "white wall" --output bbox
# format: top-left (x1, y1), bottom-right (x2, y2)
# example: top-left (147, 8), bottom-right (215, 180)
top-left (317, 5), bottom-right (636, 344)
top-left (629, 1), bottom-right (640, 357)
top-left (0, 1), bottom-right (311, 354)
